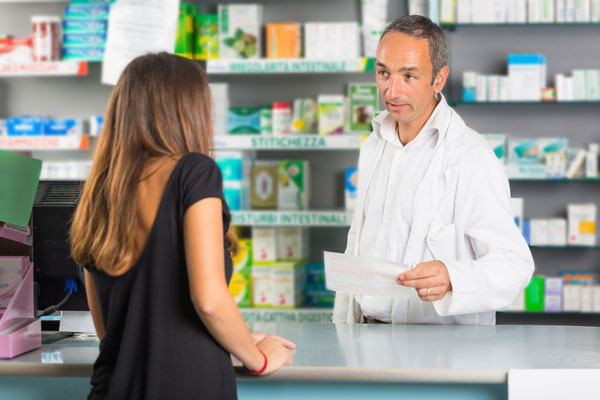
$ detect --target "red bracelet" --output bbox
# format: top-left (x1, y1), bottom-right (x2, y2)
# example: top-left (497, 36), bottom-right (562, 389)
top-left (244, 350), bottom-right (267, 375)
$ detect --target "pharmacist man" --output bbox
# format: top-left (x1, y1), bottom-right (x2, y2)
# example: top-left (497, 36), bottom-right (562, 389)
top-left (333, 15), bottom-right (534, 325)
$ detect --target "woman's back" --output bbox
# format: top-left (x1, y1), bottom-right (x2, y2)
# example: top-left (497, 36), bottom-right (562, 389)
top-left (86, 153), bottom-right (236, 400)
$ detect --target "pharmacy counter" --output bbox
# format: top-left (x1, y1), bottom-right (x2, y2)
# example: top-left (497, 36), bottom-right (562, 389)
top-left (2, 324), bottom-right (600, 399)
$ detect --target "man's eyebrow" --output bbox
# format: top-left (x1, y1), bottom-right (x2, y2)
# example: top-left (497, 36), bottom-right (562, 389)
top-left (375, 62), bottom-right (420, 73)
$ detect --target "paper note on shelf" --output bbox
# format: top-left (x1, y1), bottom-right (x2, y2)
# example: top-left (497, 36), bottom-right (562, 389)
top-left (323, 251), bottom-right (410, 298)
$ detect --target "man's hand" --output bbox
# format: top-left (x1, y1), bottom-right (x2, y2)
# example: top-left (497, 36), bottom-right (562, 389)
top-left (397, 261), bottom-right (452, 301)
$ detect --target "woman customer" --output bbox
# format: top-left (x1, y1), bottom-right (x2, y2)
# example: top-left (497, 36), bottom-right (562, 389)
top-left (70, 52), bottom-right (295, 400)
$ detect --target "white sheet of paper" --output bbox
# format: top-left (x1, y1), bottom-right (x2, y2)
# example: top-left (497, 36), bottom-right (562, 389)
top-left (101, 0), bottom-right (180, 85)
top-left (508, 369), bottom-right (600, 400)
top-left (324, 251), bottom-right (411, 298)
top-left (59, 311), bottom-right (96, 334)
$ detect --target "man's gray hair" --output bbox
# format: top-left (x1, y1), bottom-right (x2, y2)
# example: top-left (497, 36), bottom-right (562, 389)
top-left (381, 15), bottom-right (448, 85)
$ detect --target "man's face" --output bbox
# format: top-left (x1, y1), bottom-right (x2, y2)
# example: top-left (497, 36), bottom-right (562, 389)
top-left (375, 32), bottom-right (443, 126)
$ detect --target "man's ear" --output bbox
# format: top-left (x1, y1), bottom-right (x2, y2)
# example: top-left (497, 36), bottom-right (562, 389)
top-left (433, 65), bottom-right (449, 93)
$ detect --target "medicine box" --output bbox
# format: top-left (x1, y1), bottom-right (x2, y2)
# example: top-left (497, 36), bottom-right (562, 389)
top-left (508, 138), bottom-right (539, 165)
top-left (508, 53), bottom-right (546, 101)
top-left (209, 83), bottom-right (229, 135)
top-left (318, 95), bottom-right (345, 135)
top-left (530, 219), bottom-right (549, 246)
top-left (215, 151), bottom-right (250, 182)
top-left (251, 264), bottom-right (272, 307)
top-left (63, 19), bottom-right (108, 33)
top-left (276, 227), bottom-right (309, 261)
top-left (278, 161), bottom-right (310, 210)
top-left (62, 46), bottom-right (105, 61)
top-left (345, 167), bottom-right (358, 211)
top-left (63, 33), bottom-right (107, 46)
top-left (228, 271), bottom-right (252, 308)
top-left (482, 133), bottom-right (506, 163)
top-left (291, 99), bottom-right (317, 134)
top-left (251, 162), bottom-right (278, 209)
top-left (6, 117), bottom-right (44, 136)
top-left (90, 115), bottom-right (104, 136)
top-left (232, 239), bottom-right (252, 274)
top-left (266, 22), bottom-right (302, 58)
top-left (252, 227), bottom-right (277, 264)
top-left (64, 5), bottom-right (111, 19)
top-left (348, 84), bottom-right (378, 132)
top-left (223, 182), bottom-right (249, 211)
top-left (548, 218), bottom-right (567, 246)
top-left (271, 261), bottom-right (306, 309)
top-left (43, 118), bottom-right (83, 136)
top-left (227, 107), bottom-right (261, 134)
top-left (510, 197), bottom-right (524, 232)
top-left (218, 4), bottom-right (262, 59)
top-left (567, 203), bottom-right (596, 246)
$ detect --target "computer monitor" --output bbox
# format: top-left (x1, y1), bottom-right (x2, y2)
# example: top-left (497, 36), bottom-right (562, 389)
top-left (33, 181), bottom-right (88, 312)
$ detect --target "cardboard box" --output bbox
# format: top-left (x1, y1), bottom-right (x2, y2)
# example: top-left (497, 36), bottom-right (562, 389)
top-left (251, 162), bottom-right (278, 209)
top-left (6, 117), bottom-right (44, 136)
top-left (252, 264), bottom-right (272, 307)
top-left (43, 118), bottom-right (83, 136)
top-left (276, 227), bottom-right (309, 261)
top-left (568, 203), bottom-right (596, 246)
top-left (232, 239), bottom-right (252, 274)
top-left (266, 22), bottom-right (302, 58)
top-left (218, 4), bottom-right (262, 59)
top-left (278, 161), bottom-right (310, 210)
top-left (508, 53), bottom-right (546, 101)
top-left (318, 95), bottom-right (345, 135)
top-left (271, 262), bottom-right (306, 308)
top-left (252, 227), bottom-right (277, 264)
top-left (348, 84), bottom-right (378, 132)
top-left (482, 133), bottom-right (506, 163)
top-left (227, 107), bottom-right (261, 134)
top-left (223, 182), bottom-right (249, 211)
top-left (228, 271), bottom-right (252, 307)
top-left (345, 167), bottom-right (358, 210)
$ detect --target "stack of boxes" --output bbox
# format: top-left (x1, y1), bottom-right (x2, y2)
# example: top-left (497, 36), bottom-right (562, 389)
top-left (251, 227), bottom-right (308, 308)
top-left (62, 1), bottom-right (112, 62)
top-left (555, 69), bottom-right (600, 101)
top-left (304, 263), bottom-right (335, 308)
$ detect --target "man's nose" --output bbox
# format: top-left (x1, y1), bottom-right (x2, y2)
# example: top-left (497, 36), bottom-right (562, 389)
top-left (387, 75), bottom-right (404, 99)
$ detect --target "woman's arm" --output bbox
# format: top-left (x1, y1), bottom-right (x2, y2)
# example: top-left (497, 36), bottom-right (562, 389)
top-left (184, 198), bottom-right (295, 374)
top-left (84, 269), bottom-right (106, 340)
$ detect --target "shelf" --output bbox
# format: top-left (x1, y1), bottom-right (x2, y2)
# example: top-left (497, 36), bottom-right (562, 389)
top-left (0, 61), bottom-right (88, 77)
top-left (442, 22), bottom-right (600, 29)
top-left (0, 135), bottom-right (90, 151)
top-left (241, 308), bottom-right (333, 324)
top-left (214, 134), bottom-right (366, 150)
top-left (498, 311), bottom-right (600, 316)
top-left (206, 58), bottom-right (375, 74)
top-left (230, 210), bottom-right (352, 226)
top-left (529, 245), bottom-right (600, 250)
top-left (449, 100), bottom-right (600, 106)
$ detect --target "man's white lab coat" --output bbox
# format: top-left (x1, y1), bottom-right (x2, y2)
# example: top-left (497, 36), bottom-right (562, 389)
top-left (333, 98), bottom-right (535, 325)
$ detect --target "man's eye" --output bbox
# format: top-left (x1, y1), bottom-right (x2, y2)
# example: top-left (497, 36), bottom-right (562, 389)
top-left (406, 74), bottom-right (415, 80)
top-left (378, 70), bottom-right (389, 77)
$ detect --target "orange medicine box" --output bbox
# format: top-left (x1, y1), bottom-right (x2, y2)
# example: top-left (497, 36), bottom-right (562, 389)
top-left (266, 23), bottom-right (302, 58)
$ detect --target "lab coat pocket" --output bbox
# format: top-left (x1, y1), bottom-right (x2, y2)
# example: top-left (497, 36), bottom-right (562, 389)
top-left (426, 221), bottom-right (458, 261)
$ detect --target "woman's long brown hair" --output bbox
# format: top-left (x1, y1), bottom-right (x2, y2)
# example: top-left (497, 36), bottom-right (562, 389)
top-left (71, 52), bottom-right (237, 273)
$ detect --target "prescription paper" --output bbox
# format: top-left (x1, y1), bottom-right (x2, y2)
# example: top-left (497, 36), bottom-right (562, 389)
top-left (324, 251), bottom-right (410, 298)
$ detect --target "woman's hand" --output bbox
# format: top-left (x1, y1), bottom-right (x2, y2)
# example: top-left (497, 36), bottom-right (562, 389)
top-left (253, 334), bottom-right (296, 375)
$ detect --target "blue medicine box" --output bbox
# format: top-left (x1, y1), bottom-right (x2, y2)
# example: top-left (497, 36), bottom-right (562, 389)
top-left (6, 117), bottom-right (44, 136)
top-left (63, 33), bottom-right (107, 46)
top-left (43, 119), bottom-right (83, 136)
top-left (63, 19), bottom-right (108, 33)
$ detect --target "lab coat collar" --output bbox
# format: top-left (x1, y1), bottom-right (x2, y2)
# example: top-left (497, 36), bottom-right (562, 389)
top-left (372, 93), bottom-right (451, 147)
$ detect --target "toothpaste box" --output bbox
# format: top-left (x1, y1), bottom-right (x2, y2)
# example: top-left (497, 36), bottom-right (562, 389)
top-left (278, 161), bottom-right (310, 210)
top-left (251, 162), bottom-right (278, 209)
top-left (62, 46), bottom-right (105, 61)
top-left (63, 19), bottom-right (108, 33)
top-left (227, 107), bottom-right (261, 134)
top-left (218, 4), bottom-right (263, 59)
top-left (252, 227), bottom-right (277, 264)
top-left (252, 264), bottom-right (272, 307)
top-left (228, 271), bottom-right (252, 308)
top-left (6, 117), bottom-right (44, 136)
top-left (64, 5), bottom-right (111, 19)
top-left (63, 33), bottom-right (107, 46)
top-left (43, 118), bottom-right (83, 136)
top-left (348, 84), bottom-right (378, 132)
top-left (276, 227), bottom-right (309, 261)
top-left (271, 261), bottom-right (306, 309)
top-left (232, 239), bottom-right (252, 274)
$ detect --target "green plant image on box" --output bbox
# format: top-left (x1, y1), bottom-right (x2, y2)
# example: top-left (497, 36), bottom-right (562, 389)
top-left (223, 28), bottom-right (257, 58)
